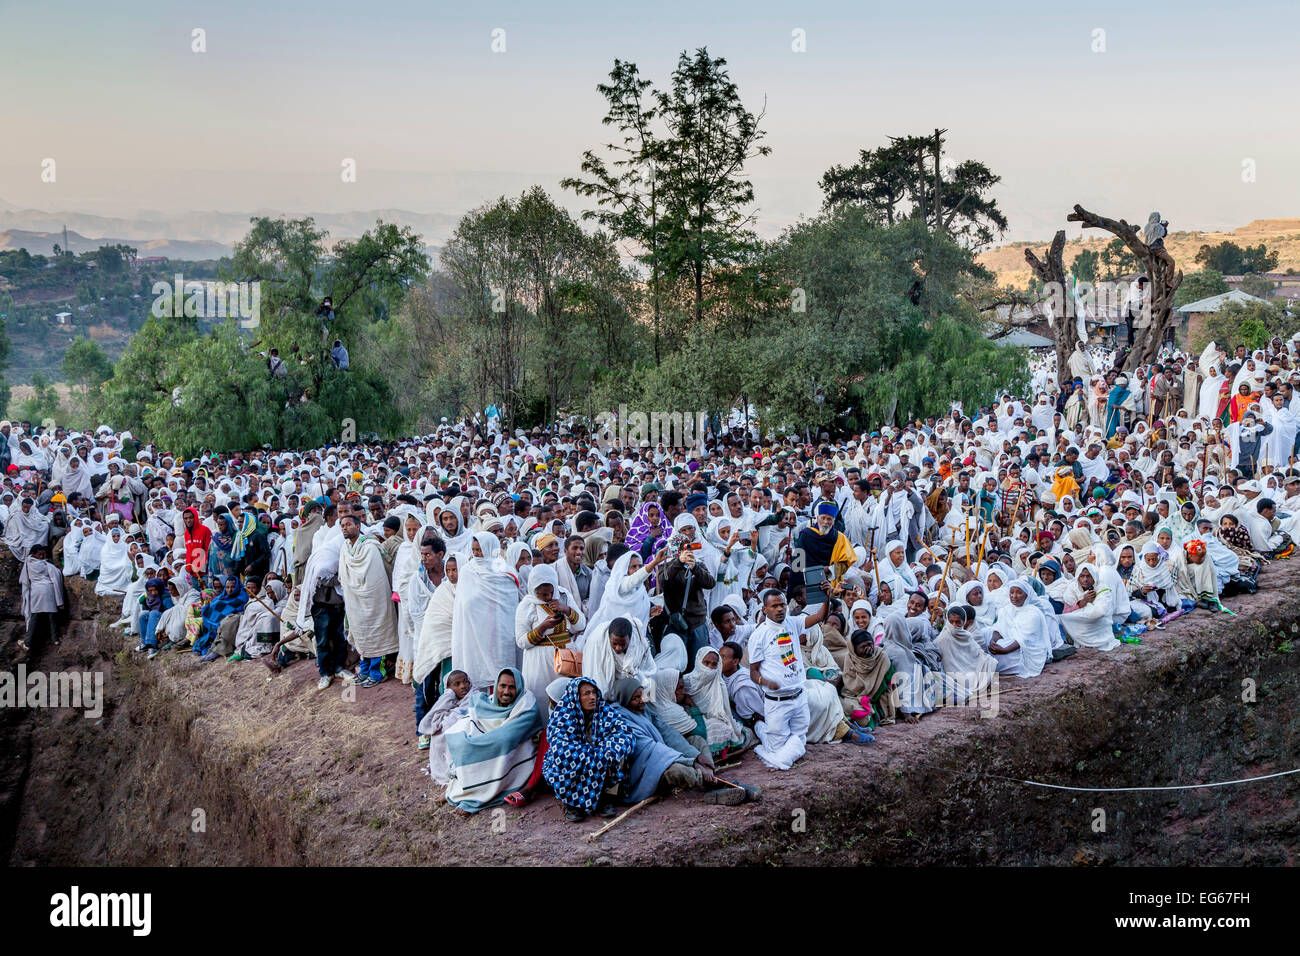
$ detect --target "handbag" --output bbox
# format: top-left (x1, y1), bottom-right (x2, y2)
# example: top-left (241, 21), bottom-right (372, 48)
top-left (537, 618), bottom-right (582, 676)
top-left (553, 647), bottom-right (582, 677)
top-left (666, 567), bottom-right (693, 636)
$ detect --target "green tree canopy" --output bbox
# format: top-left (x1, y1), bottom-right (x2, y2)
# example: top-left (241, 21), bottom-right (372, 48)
top-left (1195, 241), bottom-right (1278, 275)
top-left (1173, 268), bottom-right (1229, 308)
top-left (819, 131), bottom-right (1008, 250)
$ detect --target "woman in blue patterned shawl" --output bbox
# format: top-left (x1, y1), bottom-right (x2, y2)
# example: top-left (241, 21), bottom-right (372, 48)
top-left (192, 574), bottom-right (248, 657)
top-left (542, 676), bottom-right (634, 822)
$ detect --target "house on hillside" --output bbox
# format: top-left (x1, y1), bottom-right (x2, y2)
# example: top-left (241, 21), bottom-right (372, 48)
top-left (54, 311), bottom-right (72, 325)
top-left (1223, 272), bottom-right (1300, 306)
top-left (1174, 289), bottom-right (1269, 345)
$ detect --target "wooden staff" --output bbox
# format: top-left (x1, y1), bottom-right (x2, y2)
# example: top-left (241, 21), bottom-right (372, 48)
top-left (1200, 443), bottom-right (1208, 507)
top-left (937, 545), bottom-right (956, 605)
top-left (247, 589), bottom-right (286, 624)
top-left (974, 526), bottom-right (989, 578)
top-left (963, 516), bottom-right (971, 568)
top-left (588, 796), bottom-right (657, 839)
top-left (869, 547), bottom-right (882, 596)
top-left (1009, 485), bottom-right (1028, 529)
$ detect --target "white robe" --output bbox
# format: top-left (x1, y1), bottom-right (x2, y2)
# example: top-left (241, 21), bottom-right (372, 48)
top-left (451, 539), bottom-right (520, 686)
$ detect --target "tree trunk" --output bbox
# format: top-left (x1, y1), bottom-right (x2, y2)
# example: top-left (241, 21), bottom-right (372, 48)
top-left (1023, 230), bottom-right (1076, 374)
top-left (1066, 204), bottom-right (1182, 371)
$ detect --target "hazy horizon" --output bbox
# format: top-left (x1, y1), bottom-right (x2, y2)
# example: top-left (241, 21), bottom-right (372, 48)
top-left (3, 0), bottom-right (1297, 244)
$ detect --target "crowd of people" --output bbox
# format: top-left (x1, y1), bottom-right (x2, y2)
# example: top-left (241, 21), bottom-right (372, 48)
top-left (3, 333), bottom-right (1299, 823)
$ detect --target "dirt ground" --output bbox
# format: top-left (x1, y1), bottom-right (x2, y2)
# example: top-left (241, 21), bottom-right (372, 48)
top-left (3, 555), bottom-right (1298, 866)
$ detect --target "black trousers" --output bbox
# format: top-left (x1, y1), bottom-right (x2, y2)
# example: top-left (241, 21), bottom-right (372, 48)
top-left (26, 611), bottom-right (58, 652)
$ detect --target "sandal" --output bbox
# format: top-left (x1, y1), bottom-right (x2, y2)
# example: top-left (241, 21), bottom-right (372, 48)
top-left (504, 790), bottom-right (531, 807)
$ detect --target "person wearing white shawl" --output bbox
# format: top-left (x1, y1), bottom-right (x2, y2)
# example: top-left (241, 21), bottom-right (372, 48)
top-left (547, 537), bottom-right (587, 617)
top-left (389, 511), bottom-right (427, 684)
top-left (15, 439), bottom-right (47, 472)
top-left (295, 521), bottom-right (343, 629)
top-left (1030, 393), bottom-right (1056, 432)
top-left (144, 498), bottom-right (175, 558)
top-left (415, 553), bottom-right (459, 695)
top-left (3, 497), bottom-right (51, 560)
top-left (682, 645), bottom-right (750, 754)
top-left (515, 562), bottom-right (585, 717)
top-left (61, 454), bottom-right (93, 501)
top-left (158, 578), bottom-right (199, 648)
top-left (86, 446), bottom-right (110, 479)
top-left (435, 496), bottom-right (475, 553)
top-left (1132, 541), bottom-right (1181, 611)
top-left (337, 518), bottom-right (399, 684)
top-left (582, 614), bottom-right (655, 703)
top-left (650, 666), bottom-right (705, 753)
top-left (705, 515), bottom-right (759, 615)
top-left (232, 578), bottom-right (281, 659)
top-left (987, 578), bottom-right (1052, 678)
top-left (61, 518), bottom-right (86, 576)
top-left (117, 552), bottom-right (151, 631)
top-left (982, 565), bottom-right (1014, 614)
top-left (401, 534), bottom-right (441, 687)
top-left (1190, 524), bottom-right (1238, 592)
top-left (77, 522), bottom-right (106, 578)
top-left (1058, 563), bottom-right (1121, 651)
top-left (581, 548), bottom-right (660, 648)
top-left (1259, 394), bottom-right (1298, 471)
top-left (956, 579), bottom-right (997, 636)
top-left (934, 605), bottom-right (997, 702)
top-left (19, 543), bottom-right (65, 652)
top-left (877, 539), bottom-right (917, 599)
top-left (504, 540), bottom-right (532, 595)
top-left (450, 532), bottom-right (520, 686)
top-left (95, 525), bottom-right (134, 595)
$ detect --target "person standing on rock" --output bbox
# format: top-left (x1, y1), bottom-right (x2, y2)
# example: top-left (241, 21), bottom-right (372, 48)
top-left (18, 542), bottom-right (65, 654)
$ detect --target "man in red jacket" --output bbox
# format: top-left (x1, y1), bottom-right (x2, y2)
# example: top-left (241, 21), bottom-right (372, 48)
top-left (182, 505), bottom-right (211, 587)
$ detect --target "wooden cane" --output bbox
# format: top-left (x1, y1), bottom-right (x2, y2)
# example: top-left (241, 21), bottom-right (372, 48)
top-left (963, 517), bottom-right (971, 568)
top-left (974, 527), bottom-right (989, 578)
top-left (869, 547), bottom-right (882, 595)
top-left (937, 545), bottom-right (955, 604)
top-left (588, 796), bottom-right (657, 839)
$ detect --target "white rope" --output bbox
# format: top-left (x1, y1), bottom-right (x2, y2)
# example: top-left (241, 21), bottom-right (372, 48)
top-left (935, 765), bottom-right (1300, 793)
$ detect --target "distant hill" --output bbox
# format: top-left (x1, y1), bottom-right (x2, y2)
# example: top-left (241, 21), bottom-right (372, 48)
top-left (0, 228), bottom-right (233, 261)
top-left (0, 201), bottom-right (458, 261)
top-left (979, 218), bottom-right (1300, 288)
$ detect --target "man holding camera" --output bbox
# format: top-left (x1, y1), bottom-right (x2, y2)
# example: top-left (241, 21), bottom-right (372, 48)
top-left (659, 517), bottom-right (716, 668)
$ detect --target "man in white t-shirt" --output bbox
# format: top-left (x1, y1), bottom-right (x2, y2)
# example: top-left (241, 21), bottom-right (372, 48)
top-left (747, 586), bottom-right (829, 770)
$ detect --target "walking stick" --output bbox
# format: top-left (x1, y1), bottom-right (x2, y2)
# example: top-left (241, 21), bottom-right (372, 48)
top-left (869, 547), bottom-right (882, 596)
top-left (588, 796), bottom-right (657, 839)
top-left (974, 525), bottom-right (989, 578)
top-left (1200, 443), bottom-right (1208, 507)
top-left (963, 516), bottom-right (971, 568)
top-left (937, 544), bottom-right (955, 603)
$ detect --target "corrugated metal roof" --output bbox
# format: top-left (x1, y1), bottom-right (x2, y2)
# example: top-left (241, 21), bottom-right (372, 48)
top-left (1175, 289), bottom-right (1269, 313)
top-left (991, 328), bottom-right (1054, 348)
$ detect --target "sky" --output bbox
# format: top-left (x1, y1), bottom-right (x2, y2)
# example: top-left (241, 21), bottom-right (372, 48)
top-left (1, 0), bottom-right (1297, 241)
